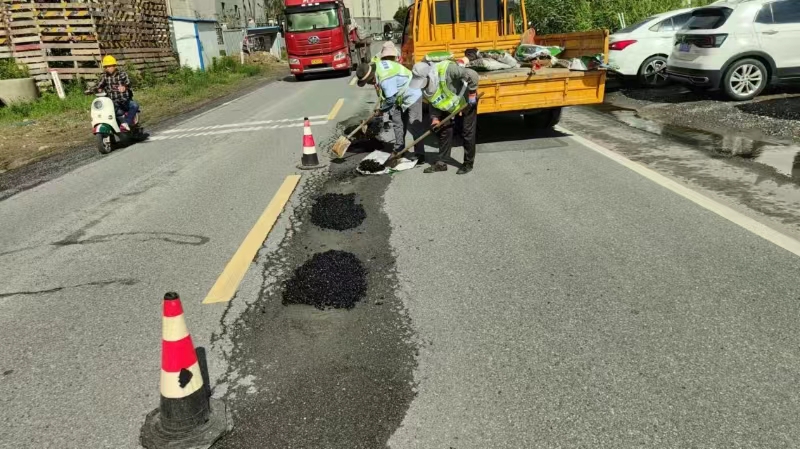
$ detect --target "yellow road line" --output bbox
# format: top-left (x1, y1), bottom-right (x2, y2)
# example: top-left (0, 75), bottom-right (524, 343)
top-left (328, 98), bottom-right (344, 121)
top-left (349, 76), bottom-right (357, 86)
top-left (203, 175), bottom-right (302, 304)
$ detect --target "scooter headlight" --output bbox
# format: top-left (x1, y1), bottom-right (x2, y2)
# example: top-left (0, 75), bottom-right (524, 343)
top-left (93, 100), bottom-right (104, 110)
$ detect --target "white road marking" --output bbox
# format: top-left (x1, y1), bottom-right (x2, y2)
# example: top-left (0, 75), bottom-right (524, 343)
top-left (166, 115), bottom-right (328, 133)
top-left (148, 120), bottom-right (329, 141)
top-left (560, 126), bottom-right (800, 258)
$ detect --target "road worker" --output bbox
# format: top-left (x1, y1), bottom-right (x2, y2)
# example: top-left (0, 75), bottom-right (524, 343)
top-left (356, 60), bottom-right (425, 162)
top-left (410, 59), bottom-right (479, 174)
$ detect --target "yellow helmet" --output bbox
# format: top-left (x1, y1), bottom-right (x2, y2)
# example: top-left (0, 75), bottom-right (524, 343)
top-left (101, 55), bottom-right (117, 67)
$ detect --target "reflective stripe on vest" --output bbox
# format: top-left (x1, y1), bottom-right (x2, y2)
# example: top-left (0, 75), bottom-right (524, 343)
top-left (375, 60), bottom-right (412, 104)
top-left (427, 61), bottom-right (467, 114)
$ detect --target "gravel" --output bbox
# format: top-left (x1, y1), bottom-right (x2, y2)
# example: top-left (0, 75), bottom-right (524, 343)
top-left (310, 193), bottom-right (366, 231)
top-left (282, 250), bottom-right (368, 310)
top-left (358, 160), bottom-right (385, 173)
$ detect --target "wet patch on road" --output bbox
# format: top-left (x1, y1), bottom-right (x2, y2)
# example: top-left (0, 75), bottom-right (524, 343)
top-left (213, 114), bottom-right (415, 449)
top-left (563, 107), bottom-right (800, 232)
top-left (593, 105), bottom-right (800, 184)
top-left (282, 250), bottom-right (367, 309)
top-left (310, 193), bottom-right (366, 230)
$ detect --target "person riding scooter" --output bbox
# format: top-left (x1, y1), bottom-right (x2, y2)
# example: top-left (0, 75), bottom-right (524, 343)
top-left (96, 55), bottom-right (139, 133)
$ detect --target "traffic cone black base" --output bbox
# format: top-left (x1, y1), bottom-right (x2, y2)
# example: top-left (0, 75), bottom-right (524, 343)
top-left (141, 398), bottom-right (231, 449)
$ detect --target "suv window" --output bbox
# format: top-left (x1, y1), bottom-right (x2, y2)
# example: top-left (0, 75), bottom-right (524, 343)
top-left (756, 4), bottom-right (774, 24)
top-left (672, 13), bottom-right (692, 29)
top-left (771, 0), bottom-right (800, 24)
top-left (685, 7), bottom-right (733, 29)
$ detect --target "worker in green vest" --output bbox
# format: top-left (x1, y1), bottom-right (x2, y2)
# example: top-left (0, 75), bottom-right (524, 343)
top-left (410, 60), bottom-right (479, 174)
top-left (356, 60), bottom-right (425, 162)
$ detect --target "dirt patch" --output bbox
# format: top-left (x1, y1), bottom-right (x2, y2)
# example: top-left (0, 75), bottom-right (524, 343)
top-left (309, 193), bottom-right (366, 231)
top-left (282, 250), bottom-right (368, 310)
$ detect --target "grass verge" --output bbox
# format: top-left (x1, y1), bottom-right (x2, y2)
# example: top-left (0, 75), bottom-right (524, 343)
top-left (0, 57), bottom-right (287, 172)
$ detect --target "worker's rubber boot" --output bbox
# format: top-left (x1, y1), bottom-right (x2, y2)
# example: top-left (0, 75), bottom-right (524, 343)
top-left (424, 162), bottom-right (447, 174)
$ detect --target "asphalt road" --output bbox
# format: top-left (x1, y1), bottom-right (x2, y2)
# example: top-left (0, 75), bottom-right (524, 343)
top-left (3, 63), bottom-right (800, 449)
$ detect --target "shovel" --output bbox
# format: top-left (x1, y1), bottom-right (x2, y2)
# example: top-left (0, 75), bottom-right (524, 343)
top-left (331, 107), bottom-right (381, 159)
top-left (384, 92), bottom-right (484, 168)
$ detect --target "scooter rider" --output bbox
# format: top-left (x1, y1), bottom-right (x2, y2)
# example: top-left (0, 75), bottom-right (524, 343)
top-left (356, 60), bottom-right (425, 162)
top-left (96, 55), bottom-right (139, 132)
top-left (410, 60), bottom-right (479, 174)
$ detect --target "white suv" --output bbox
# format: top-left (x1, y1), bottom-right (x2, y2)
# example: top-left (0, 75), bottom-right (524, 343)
top-left (667, 0), bottom-right (800, 101)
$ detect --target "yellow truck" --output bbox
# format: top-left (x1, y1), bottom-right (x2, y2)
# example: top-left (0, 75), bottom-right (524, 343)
top-left (399, 0), bottom-right (609, 128)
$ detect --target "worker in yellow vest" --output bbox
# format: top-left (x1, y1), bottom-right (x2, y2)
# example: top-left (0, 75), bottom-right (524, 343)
top-left (410, 60), bottom-right (479, 174)
top-left (356, 60), bottom-right (425, 162)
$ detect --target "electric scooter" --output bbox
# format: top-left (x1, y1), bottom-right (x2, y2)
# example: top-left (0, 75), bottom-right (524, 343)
top-left (89, 92), bottom-right (147, 154)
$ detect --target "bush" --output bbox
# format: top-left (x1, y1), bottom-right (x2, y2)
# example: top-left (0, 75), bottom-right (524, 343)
top-left (0, 59), bottom-right (30, 80)
top-left (525, 0), bottom-right (717, 35)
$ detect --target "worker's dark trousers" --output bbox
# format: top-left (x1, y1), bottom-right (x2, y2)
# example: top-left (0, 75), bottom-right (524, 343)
top-left (437, 103), bottom-right (477, 166)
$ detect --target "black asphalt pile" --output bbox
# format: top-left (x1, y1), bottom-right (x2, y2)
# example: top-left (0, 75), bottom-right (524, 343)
top-left (358, 159), bottom-right (385, 173)
top-left (310, 193), bottom-right (366, 231)
top-left (282, 250), bottom-right (367, 310)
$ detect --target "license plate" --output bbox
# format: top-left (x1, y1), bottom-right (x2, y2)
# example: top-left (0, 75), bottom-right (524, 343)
top-left (679, 43), bottom-right (691, 52)
top-left (311, 58), bottom-right (323, 64)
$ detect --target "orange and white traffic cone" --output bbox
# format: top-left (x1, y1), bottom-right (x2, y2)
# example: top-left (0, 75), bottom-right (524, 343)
top-left (297, 117), bottom-right (325, 170)
top-left (140, 292), bottom-right (231, 449)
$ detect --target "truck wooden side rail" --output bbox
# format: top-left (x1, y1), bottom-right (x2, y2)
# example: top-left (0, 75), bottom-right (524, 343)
top-left (399, 0), bottom-right (609, 125)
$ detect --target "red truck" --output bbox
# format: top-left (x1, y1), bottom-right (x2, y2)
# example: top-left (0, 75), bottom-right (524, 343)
top-left (283, 0), bottom-right (371, 81)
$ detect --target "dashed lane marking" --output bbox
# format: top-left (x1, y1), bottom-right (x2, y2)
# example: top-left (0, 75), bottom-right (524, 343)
top-left (328, 98), bottom-right (344, 121)
top-left (203, 175), bottom-right (302, 304)
top-left (148, 120), bottom-right (328, 141)
top-left (349, 76), bottom-right (357, 86)
top-left (560, 126), bottom-right (800, 259)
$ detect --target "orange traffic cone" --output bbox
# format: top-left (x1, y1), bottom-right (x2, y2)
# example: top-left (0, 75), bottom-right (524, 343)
top-left (297, 117), bottom-right (325, 170)
top-left (140, 292), bottom-right (231, 449)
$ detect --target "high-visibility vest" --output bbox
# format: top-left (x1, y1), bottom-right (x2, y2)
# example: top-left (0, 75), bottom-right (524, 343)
top-left (426, 60), bottom-right (467, 114)
top-left (375, 60), bottom-right (412, 103)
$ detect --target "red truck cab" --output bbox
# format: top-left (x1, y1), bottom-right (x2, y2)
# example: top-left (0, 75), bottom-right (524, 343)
top-left (283, 0), bottom-right (368, 80)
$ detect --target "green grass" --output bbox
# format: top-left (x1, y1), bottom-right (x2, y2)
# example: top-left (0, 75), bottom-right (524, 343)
top-left (0, 58), bottom-right (30, 80)
top-left (0, 56), bottom-right (274, 126)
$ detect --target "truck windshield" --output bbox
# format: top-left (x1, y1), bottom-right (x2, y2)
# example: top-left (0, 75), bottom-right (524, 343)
top-left (286, 8), bottom-right (339, 32)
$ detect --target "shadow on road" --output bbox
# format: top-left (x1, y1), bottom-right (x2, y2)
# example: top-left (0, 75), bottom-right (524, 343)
top-left (477, 112), bottom-right (570, 144)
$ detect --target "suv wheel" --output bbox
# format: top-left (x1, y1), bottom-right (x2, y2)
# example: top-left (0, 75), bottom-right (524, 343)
top-left (638, 56), bottom-right (669, 88)
top-left (723, 59), bottom-right (767, 101)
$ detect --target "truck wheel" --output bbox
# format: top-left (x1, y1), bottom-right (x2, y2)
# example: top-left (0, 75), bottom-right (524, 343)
top-left (295, 74), bottom-right (306, 82)
top-left (523, 107), bottom-right (562, 129)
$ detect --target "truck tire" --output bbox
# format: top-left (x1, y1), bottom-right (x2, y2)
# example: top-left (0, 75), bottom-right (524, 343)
top-left (523, 107), bottom-right (562, 129)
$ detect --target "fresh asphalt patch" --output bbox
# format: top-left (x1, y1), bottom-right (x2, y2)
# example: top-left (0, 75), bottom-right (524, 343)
top-left (282, 250), bottom-right (367, 310)
top-left (212, 114), bottom-right (415, 449)
top-left (310, 193), bottom-right (367, 231)
top-left (357, 159), bottom-right (385, 173)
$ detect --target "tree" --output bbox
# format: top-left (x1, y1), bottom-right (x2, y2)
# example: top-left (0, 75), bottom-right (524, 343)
top-left (394, 5), bottom-right (410, 27)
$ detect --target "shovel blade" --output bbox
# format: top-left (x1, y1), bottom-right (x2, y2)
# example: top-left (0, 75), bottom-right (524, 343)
top-left (331, 136), bottom-right (352, 159)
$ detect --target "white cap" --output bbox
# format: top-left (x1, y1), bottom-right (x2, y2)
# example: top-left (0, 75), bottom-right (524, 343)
top-left (380, 41), bottom-right (398, 58)
top-left (409, 62), bottom-right (433, 89)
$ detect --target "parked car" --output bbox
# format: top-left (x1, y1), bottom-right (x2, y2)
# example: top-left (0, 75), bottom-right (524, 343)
top-left (609, 8), bottom-right (694, 87)
top-left (668, 0), bottom-right (800, 101)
